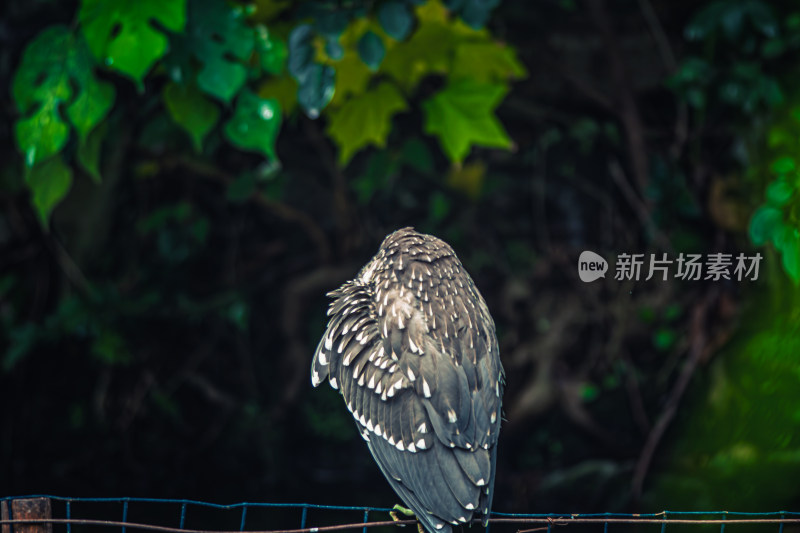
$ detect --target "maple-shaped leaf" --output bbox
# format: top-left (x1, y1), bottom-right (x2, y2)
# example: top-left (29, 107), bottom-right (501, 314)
top-left (79, 0), bottom-right (186, 83)
top-left (451, 42), bottom-right (527, 83)
top-left (381, 21), bottom-right (455, 92)
top-left (326, 82), bottom-right (408, 165)
top-left (331, 52), bottom-right (372, 106)
top-left (422, 79), bottom-right (512, 162)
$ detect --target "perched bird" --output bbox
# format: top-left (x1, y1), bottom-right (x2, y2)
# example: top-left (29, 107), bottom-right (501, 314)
top-left (311, 227), bottom-right (505, 533)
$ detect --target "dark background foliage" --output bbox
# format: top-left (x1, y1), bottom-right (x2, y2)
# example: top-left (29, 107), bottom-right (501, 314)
top-left (2, 0), bottom-right (800, 520)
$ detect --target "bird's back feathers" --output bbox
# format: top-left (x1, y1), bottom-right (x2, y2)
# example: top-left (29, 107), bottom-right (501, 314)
top-left (311, 227), bottom-right (505, 533)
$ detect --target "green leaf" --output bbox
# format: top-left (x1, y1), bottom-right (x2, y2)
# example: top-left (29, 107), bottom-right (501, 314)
top-left (328, 50), bottom-right (372, 106)
top-left (428, 191), bottom-right (452, 224)
top-left (224, 90), bottom-right (282, 161)
top-left (313, 8), bottom-right (350, 38)
top-left (325, 38), bottom-right (344, 60)
top-left (288, 24), bottom-right (315, 80)
top-left (458, 0), bottom-right (500, 29)
top-left (15, 102), bottom-right (70, 169)
top-left (326, 82), bottom-right (408, 165)
top-left (297, 64), bottom-right (335, 118)
top-left (258, 74), bottom-right (298, 115)
top-left (288, 24), bottom-right (335, 117)
top-left (749, 206), bottom-right (782, 246)
top-left (382, 20), bottom-right (454, 91)
top-left (163, 81), bottom-right (220, 152)
top-left (379, 1), bottom-right (414, 40)
top-left (771, 156), bottom-right (796, 174)
top-left (766, 179), bottom-right (795, 206)
top-left (351, 151), bottom-right (398, 204)
top-left (451, 42), bottom-right (527, 82)
top-left (357, 31), bottom-right (386, 71)
top-left (188, 0), bottom-right (255, 102)
top-left (778, 226), bottom-right (800, 284)
top-left (12, 26), bottom-right (115, 166)
top-left (653, 328), bottom-right (678, 352)
top-left (422, 79), bottom-right (512, 162)
top-left (401, 137), bottom-right (434, 174)
top-left (26, 156), bottom-right (74, 228)
top-left (79, 0), bottom-right (187, 83)
top-left (77, 121), bottom-right (108, 183)
top-left (255, 25), bottom-right (288, 75)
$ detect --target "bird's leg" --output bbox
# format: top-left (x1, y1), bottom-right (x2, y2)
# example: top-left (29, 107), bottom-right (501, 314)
top-left (389, 505), bottom-right (426, 533)
top-left (389, 504), bottom-right (416, 527)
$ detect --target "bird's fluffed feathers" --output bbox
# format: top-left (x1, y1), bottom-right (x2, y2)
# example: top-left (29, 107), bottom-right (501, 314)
top-left (311, 227), bottom-right (505, 533)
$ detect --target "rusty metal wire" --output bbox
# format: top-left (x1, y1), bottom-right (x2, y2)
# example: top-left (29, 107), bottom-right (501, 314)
top-left (1, 496), bottom-right (798, 533)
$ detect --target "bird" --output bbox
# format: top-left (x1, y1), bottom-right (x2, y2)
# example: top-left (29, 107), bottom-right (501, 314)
top-left (311, 227), bottom-right (505, 533)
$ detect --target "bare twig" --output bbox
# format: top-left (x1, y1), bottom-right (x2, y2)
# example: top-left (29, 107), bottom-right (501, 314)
top-left (529, 50), bottom-right (613, 111)
top-left (302, 118), bottom-right (360, 256)
top-left (158, 156), bottom-right (332, 263)
top-left (635, 0), bottom-right (677, 70)
top-left (607, 159), bottom-right (671, 251)
top-left (631, 286), bottom-right (720, 500)
top-left (587, 0), bottom-right (650, 197)
top-left (275, 264), bottom-right (359, 420)
top-left (633, 0), bottom-right (689, 159)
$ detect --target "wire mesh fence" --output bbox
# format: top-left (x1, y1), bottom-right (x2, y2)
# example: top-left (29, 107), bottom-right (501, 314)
top-left (1, 497), bottom-right (799, 533)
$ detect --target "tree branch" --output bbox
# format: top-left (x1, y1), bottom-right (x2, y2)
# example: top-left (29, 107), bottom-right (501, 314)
top-left (587, 0), bottom-right (650, 196)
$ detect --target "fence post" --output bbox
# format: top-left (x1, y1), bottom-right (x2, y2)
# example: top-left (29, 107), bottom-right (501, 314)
top-left (1, 500), bottom-right (9, 533)
top-left (7, 498), bottom-right (52, 533)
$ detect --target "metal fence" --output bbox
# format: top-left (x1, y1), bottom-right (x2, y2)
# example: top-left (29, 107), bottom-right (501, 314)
top-left (2, 496), bottom-right (799, 533)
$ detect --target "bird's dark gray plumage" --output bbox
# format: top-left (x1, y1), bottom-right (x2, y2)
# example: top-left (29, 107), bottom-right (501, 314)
top-left (311, 227), bottom-right (505, 533)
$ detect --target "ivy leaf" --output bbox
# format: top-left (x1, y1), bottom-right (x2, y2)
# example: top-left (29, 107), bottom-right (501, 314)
top-left (288, 24), bottom-right (335, 117)
top-left (422, 80), bottom-right (512, 162)
top-left (255, 25), bottom-right (288, 75)
top-left (163, 81), bottom-right (220, 152)
top-left (224, 90), bottom-right (282, 161)
top-left (749, 206), bottom-right (783, 246)
top-left (766, 179), bottom-right (795, 206)
top-left (288, 24), bottom-right (315, 80)
top-left (297, 64), bottom-right (335, 118)
top-left (456, 0), bottom-right (501, 29)
top-left (324, 20), bottom-right (375, 107)
top-left (77, 121), bottom-right (108, 183)
top-left (775, 224), bottom-right (800, 284)
top-left (326, 82), bottom-right (408, 165)
top-left (358, 31), bottom-right (385, 71)
top-left (379, 1), bottom-right (414, 40)
top-left (12, 26), bottom-right (115, 166)
top-left (188, 0), bottom-right (255, 103)
top-left (79, 0), bottom-right (187, 83)
top-left (313, 8), bottom-right (350, 38)
top-left (451, 42), bottom-right (527, 82)
top-left (27, 156), bottom-right (74, 228)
